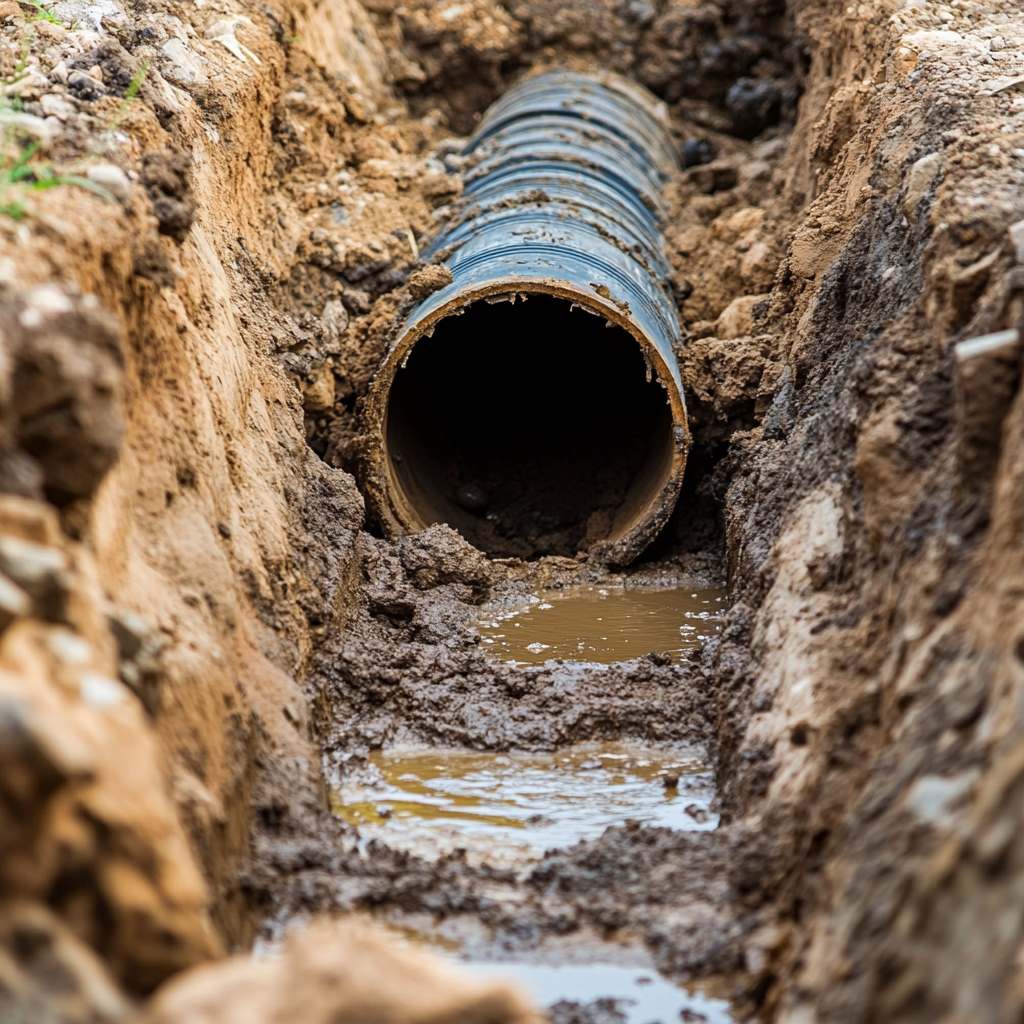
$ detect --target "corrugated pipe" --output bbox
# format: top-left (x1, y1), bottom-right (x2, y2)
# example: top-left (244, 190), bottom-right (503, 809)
top-left (362, 70), bottom-right (688, 565)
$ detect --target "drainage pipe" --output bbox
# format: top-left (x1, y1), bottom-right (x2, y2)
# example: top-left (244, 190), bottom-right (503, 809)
top-left (362, 70), bottom-right (689, 564)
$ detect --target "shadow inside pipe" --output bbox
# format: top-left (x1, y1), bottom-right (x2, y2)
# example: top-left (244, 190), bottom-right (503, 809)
top-left (384, 295), bottom-right (675, 559)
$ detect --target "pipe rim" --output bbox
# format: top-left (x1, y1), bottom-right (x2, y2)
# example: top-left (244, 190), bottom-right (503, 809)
top-left (363, 277), bottom-right (690, 565)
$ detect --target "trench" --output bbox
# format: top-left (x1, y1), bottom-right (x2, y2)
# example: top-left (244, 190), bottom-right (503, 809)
top-left (13, 0), bottom-right (1021, 1020)
top-left (241, 29), bottom-right (801, 1024)
top-left (278, 66), bottom-right (745, 1024)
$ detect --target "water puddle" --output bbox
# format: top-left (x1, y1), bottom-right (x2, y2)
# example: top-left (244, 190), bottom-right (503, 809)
top-left (462, 961), bottom-right (733, 1023)
top-left (477, 584), bottom-right (727, 665)
top-left (375, 926), bottom-right (733, 1024)
top-left (332, 743), bottom-right (717, 866)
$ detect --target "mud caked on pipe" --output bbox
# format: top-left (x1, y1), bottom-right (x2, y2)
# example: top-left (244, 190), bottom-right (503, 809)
top-left (362, 70), bottom-right (689, 564)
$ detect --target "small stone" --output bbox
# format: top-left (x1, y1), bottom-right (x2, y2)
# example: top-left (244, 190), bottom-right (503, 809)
top-left (39, 93), bottom-right (77, 120)
top-left (0, 1), bottom-right (21, 21)
top-left (80, 673), bottom-right (125, 711)
top-left (303, 363), bottom-right (335, 413)
top-left (0, 537), bottom-right (67, 621)
top-left (86, 163), bottom-right (131, 202)
top-left (716, 293), bottom-right (770, 339)
top-left (684, 803), bottom-right (710, 823)
top-left (726, 78), bottom-right (783, 139)
top-left (320, 299), bottom-right (350, 353)
top-left (0, 572), bottom-right (30, 632)
top-left (680, 137), bottom-right (715, 168)
top-left (108, 609), bottom-right (150, 661)
top-left (68, 69), bottom-right (104, 101)
top-left (160, 38), bottom-right (209, 89)
top-left (688, 160), bottom-right (738, 194)
top-left (455, 481), bottom-right (488, 513)
top-left (902, 152), bottom-right (943, 219)
top-left (662, 773), bottom-right (680, 791)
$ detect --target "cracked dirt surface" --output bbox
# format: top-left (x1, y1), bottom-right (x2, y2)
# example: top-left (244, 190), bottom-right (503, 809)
top-left (1, 0), bottom-right (1024, 1021)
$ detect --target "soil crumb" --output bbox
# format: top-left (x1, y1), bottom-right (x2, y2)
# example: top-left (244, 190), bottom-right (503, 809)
top-left (478, 585), bottom-right (727, 665)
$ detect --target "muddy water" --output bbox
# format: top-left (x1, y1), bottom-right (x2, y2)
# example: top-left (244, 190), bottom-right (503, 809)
top-left (477, 584), bottom-right (726, 665)
top-left (462, 961), bottom-right (733, 1024)
top-left (382, 926), bottom-right (734, 1022)
top-left (333, 743), bottom-right (717, 866)
top-left (332, 597), bottom-right (730, 1020)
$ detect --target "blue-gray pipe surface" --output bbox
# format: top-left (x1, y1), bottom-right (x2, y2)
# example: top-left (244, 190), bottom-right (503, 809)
top-left (364, 70), bottom-right (689, 565)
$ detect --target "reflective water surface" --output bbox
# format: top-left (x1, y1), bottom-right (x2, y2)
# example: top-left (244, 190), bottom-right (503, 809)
top-left (477, 584), bottom-right (727, 665)
top-left (461, 961), bottom-right (733, 1024)
top-left (332, 743), bottom-right (717, 865)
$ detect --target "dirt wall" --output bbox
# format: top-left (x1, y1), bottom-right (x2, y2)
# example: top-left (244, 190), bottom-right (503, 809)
top-left (705, 1), bottom-right (1024, 1019)
top-left (0, 0), bottom-right (387, 1009)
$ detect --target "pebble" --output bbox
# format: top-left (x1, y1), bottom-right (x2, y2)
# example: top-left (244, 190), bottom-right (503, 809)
top-left (903, 152), bottom-right (943, 219)
top-left (80, 673), bottom-right (125, 711)
top-left (1009, 219), bottom-right (1024, 264)
top-left (160, 37), bottom-right (209, 89)
top-left (716, 293), bottom-right (770, 339)
top-left (320, 299), bottom-right (350, 353)
top-left (0, 573), bottom-right (30, 632)
top-left (726, 78), bottom-right (784, 139)
top-left (456, 482), bottom-right (488, 513)
top-left (68, 69), bottom-right (104, 101)
top-left (86, 163), bottom-right (132, 202)
top-left (40, 93), bottom-right (78, 121)
top-left (0, 110), bottom-right (58, 144)
top-left (0, 536), bottom-right (67, 621)
top-left (680, 137), bottom-right (716, 168)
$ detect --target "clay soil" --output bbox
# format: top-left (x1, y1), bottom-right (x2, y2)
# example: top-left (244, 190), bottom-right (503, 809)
top-left (1, 0), bottom-right (1024, 1022)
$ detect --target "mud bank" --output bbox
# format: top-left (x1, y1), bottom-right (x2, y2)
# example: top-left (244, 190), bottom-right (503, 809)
top-left (1, 0), bottom-right (1023, 1022)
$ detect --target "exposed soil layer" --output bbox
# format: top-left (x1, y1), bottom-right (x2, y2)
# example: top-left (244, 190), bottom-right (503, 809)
top-left (2, 0), bottom-right (1024, 1023)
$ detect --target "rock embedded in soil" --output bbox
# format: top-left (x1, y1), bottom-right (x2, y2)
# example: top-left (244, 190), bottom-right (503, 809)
top-left (141, 151), bottom-right (195, 242)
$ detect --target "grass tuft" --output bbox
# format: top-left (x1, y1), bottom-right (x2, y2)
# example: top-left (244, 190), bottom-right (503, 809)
top-left (19, 1), bottom-right (62, 25)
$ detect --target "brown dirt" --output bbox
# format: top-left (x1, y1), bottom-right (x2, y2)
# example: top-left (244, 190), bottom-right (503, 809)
top-left (1, 0), bottom-right (1023, 1022)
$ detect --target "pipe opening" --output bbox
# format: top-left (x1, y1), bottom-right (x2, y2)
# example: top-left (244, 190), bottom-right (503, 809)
top-left (383, 294), bottom-right (677, 559)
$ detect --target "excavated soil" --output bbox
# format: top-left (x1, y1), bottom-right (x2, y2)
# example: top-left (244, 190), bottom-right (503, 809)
top-left (1, 0), bottom-right (1024, 1022)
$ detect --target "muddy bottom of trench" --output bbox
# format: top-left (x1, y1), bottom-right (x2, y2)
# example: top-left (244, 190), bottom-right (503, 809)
top-left (327, 583), bottom-right (731, 1021)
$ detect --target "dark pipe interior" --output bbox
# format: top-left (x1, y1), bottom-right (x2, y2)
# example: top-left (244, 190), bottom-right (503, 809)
top-left (385, 295), bottom-right (675, 558)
